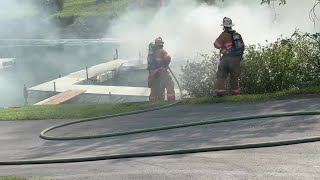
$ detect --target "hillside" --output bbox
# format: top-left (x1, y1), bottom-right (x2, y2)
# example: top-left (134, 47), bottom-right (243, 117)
top-left (1, 0), bottom-right (288, 38)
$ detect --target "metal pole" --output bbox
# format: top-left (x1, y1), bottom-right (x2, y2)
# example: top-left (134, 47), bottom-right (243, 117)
top-left (139, 51), bottom-right (142, 64)
top-left (109, 92), bottom-right (112, 103)
top-left (113, 48), bottom-right (118, 60)
top-left (86, 66), bottom-right (89, 84)
top-left (23, 84), bottom-right (28, 105)
top-left (53, 82), bottom-right (56, 92)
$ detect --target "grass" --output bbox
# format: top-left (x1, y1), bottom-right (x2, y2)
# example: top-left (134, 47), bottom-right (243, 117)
top-left (0, 101), bottom-right (168, 121)
top-left (4, 0), bottom-right (157, 19)
top-left (0, 86), bottom-right (319, 121)
top-left (0, 177), bottom-right (51, 180)
top-left (57, 0), bottom-right (134, 17)
top-left (57, 0), bottom-right (160, 19)
top-left (0, 178), bottom-right (24, 180)
top-left (182, 86), bottom-right (320, 104)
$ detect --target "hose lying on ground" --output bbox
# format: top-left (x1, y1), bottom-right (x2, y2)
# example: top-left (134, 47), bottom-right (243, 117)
top-left (1, 67), bottom-right (320, 165)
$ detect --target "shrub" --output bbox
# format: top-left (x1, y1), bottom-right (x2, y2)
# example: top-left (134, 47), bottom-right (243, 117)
top-left (241, 31), bottom-right (320, 94)
top-left (180, 52), bottom-right (220, 97)
top-left (180, 31), bottom-right (320, 97)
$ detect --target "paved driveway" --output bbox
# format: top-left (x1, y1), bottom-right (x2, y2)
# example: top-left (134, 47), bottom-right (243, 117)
top-left (0, 95), bottom-right (320, 179)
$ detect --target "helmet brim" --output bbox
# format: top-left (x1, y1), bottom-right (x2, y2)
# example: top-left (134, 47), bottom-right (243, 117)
top-left (221, 23), bottom-right (235, 27)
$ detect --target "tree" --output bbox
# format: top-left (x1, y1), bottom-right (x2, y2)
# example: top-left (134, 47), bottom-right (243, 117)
top-left (310, 0), bottom-right (320, 24)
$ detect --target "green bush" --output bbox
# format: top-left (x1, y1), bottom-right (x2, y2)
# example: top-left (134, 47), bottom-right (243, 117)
top-left (241, 31), bottom-right (320, 94)
top-left (180, 53), bottom-right (220, 97)
top-left (180, 31), bottom-right (320, 97)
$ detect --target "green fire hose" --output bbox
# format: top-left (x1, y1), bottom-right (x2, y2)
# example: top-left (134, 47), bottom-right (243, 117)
top-left (0, 67), bottom-right (320, 165)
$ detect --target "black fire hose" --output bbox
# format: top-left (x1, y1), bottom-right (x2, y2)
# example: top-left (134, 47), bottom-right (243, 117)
top-left (1, 67), bottom-right (320, 165)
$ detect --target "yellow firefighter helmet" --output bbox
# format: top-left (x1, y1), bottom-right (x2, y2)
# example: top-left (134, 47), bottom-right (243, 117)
top-left (155, 37), bottom-right (164, 46)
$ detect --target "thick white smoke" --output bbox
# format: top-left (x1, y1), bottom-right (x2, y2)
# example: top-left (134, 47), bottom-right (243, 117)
top-left (106, 0), bottom-right (319, 62)
top-left (0, 1), bottom-right (112, 107)
top-left (0, 1), bottom-right (35, 20)
top-left (0, 0), bottom-right (32, 107)
top-left (0, 0), bottom-right (318, 107)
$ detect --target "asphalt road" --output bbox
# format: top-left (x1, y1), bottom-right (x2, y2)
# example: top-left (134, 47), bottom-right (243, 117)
top-left (0, 95), bottom-right (320, 179)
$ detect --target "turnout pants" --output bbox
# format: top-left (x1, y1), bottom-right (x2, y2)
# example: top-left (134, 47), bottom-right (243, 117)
top-left (149, 70), bottom-right (175, 101)
top-left (215, 56), bottom-right (241, 96)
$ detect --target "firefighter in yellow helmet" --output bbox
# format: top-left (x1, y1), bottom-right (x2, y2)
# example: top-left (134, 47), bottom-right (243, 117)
top-left (147, 37), bottom-right (175, 101)
top-left (213, 17), bottom-right (245, 96)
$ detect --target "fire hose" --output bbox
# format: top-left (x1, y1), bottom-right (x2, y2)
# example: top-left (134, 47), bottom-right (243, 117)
top-left (1, 67), bottom-right (320, 165)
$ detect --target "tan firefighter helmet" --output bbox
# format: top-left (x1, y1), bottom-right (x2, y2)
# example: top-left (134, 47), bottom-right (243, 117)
top-left (155, 37), bottom-right (164, 46)
top-left (221, 17), bottom-right (235, 27)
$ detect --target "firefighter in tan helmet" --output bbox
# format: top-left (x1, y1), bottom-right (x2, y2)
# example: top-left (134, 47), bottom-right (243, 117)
top-left (147, 37), bottom-right (175, 101)
top-left (214, 17), bottom-right (245, 96)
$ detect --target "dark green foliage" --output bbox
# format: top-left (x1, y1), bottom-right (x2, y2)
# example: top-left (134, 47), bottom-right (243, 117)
top-left (181, 31), bottom-right (320, 97)
top-left (241, 31), bottom-right (320, 94)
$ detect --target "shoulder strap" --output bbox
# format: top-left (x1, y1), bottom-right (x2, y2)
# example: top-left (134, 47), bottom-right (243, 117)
top-left (229, 30), bottom-right (237, 50)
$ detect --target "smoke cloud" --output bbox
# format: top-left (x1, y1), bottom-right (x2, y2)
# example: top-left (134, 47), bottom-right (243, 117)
top-left (0, 0), bottom-right (319, 107)
top-left (0, 1), bottom-right (113, 107)
top-left (106, 0), bottom-right (319, 62)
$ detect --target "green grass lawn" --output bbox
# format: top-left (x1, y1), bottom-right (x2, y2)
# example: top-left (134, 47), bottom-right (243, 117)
top-left (0, 177), bottom-right (51, 180)
top-left (58, 0), bottom-right (134, 17)
top-left (0, 102), bottom-right (168, 121)
top-left (0, 178), bottom-right (23, 180)
top-left (0, 86), bottom-right (319, 121)
top-left (6, 0), bottom-right (157, 19)
top-left (182, 86), bottom-right (320, 104)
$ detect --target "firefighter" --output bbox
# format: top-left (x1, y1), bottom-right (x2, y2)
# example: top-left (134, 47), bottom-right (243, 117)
top-left (147, 37), bottom-right (175, 101)
top-left (213, 17), bottom-right (245, 96)
top-left (147, 42), bottom-right (162, 101)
